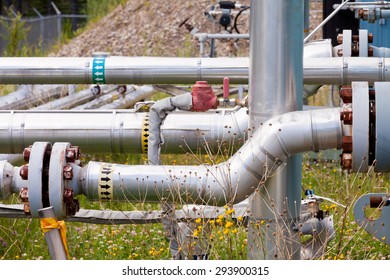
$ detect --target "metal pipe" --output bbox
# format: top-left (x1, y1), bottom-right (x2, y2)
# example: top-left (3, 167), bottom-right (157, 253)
top-left (71, 86), bottom-right (121, 110)
top-left (2, 56), bottom-right (390, 85)
top-left (248, 0), bottom-right (303, 260)
top-left (76, 108), bottom-right (342, 206)
top-left (0, 57), bottom-right (249, 85)
top-left (0, 107), bottom-right (248, 154)
top-left (33, 85), bottom-right (114, 110)
top-left (37, 206), bottom-right (68, 260)
top-left (0, 57), bottom-right (390, 85)
top-left (99, 85), bottom-right (157, 109)
top-left (0, 85), bottom-right (66, 110)
top-left (304, 57), bottom-right (390, 85)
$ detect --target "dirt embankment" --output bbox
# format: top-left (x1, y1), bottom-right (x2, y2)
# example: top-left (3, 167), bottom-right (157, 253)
top-left (55, 0), bottom-right (322, 58)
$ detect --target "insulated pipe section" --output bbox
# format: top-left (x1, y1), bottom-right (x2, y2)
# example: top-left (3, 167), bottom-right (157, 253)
top-left (0, 108), bottom-right (248, 154)
top-left (77, 108), bottom-right (342, 206)
top-left (1, 56), bottom-right (390, 85)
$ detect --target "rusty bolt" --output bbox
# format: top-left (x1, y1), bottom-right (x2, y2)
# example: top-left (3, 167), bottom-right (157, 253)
top-left (117, 85), bottom-right (127, 95)
top-left (341, 153), bottom-right (352, 170)
top-left (23, 146), bottom-right (32, 163)
top-left (19, 187), bottom-right (30, 214)
top-left (352, 35), bottom-right (360, 42)
top-left (63, 164), bottom-right (73, 180)
top-left (368, 46), bottom-right (374, 57)
top-left (337, 34), bottom-right (343, 44)
top-left (63, 188), bottom-right (73, 200)
top-left (340, 109), bottom-right (352, 125)
top-left (63, 188), bottom-right (80, 216)
top-left (23, 203), bottom-right (30, 214)
top-left (19, 187), bottom-right (29, 202)
top-left (337, 48), bottom-right (343, 57)
top-left (339, 86), bottom-right (352, 103)
top-left (342, 136), bottom-right (353, 153)
top-left (368, 33), bottom-right (374, 43)
top-left (65, 146), bottom-right (80, 162)
top-left (19, 164), bottom-right (29, 180)
top-left (358, 9), bottom-right (366, 19)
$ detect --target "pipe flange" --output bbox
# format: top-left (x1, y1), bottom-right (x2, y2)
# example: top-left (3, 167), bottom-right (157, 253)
top-left (28, 142), bottom-right (52, 217)
top-left (0, 160), bottom-right (14, 200)
top-left (374, 82), bottom-right (390, 172)
top-left (351, 82), bottom-right (369, 172)
top-left (353, 193), bottom-right (390, 246)
top-left (49, 142), bottom-right (71, 219)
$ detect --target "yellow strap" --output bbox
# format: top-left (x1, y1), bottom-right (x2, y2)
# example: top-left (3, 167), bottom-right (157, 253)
top-left (40, 217), bottom-right (69, 258)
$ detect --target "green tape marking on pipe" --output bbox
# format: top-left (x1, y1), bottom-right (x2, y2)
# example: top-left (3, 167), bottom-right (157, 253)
top-left (92, 57), bottom-right (106, 84)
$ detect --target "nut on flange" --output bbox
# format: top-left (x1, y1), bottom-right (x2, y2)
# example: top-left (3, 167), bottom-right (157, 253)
top-left (19, 164), bottom-right (29, 180)
top-left (65, 146), bottom-right (80, 162)
top-left (63, 164), bottom-right (73, 180)
top-left (341, 153), bottom-right (352, 170)
top-left (63, 188), bottom-right (80, 216)
top-left (19, 187), bottom-right (30, 214)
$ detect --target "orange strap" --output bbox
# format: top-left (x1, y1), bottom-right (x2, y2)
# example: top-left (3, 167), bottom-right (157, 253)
top-left (40, 218), bottom-right (69, 258)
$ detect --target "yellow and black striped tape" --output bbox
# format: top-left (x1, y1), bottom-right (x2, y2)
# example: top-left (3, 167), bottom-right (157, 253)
top-left (141, 114), bottom-right (149, 154)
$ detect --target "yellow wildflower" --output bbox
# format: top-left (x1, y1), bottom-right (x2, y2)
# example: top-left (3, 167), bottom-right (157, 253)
top-left (195, 218), bottom-right (202, 224)
top-left (223, 228), bottom-right (229, 235)
top-left (226, 209), bottom-right (235, 215)
top-left (225, 221), bottom-right (234, 228)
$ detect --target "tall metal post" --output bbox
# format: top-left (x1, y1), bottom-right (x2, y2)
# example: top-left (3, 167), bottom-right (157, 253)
top-left (247, 0), bottom-right (303, 259)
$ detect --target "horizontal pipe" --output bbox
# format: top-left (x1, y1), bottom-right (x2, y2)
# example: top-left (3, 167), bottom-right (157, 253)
top-left (0, 57), bottom-right (249, 85)
top-left (1, 56), bottom-right (390, 85)
top-left (0, 107), bottom-right (248, 154)
top-left (0, 85), bottom-right (66, 110)
top-left (32, 85), bottom-right (115, 110)
top-left (99, 85), bottom-right (157, 109)
top-left (78, 108), bottom-right (342, 205)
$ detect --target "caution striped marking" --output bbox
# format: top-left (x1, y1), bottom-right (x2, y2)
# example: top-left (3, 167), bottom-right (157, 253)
top-left (141, 114), bottom-right (149, 154)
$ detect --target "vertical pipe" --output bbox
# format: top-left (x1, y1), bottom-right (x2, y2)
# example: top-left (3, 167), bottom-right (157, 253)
top-left (248, 0), bottom-right (303, 260)
top-left (37, 206), bottom-right (68, 260)
top-left (304, 0), bottom-right (310, 38)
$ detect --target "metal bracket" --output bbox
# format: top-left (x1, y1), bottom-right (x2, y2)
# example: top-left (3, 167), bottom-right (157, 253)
top-left (353, 193), bottom-right (390, 246)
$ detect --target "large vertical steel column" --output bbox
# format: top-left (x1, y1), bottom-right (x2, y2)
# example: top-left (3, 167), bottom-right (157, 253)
top-left (247, 0), bottom-right (303, 259)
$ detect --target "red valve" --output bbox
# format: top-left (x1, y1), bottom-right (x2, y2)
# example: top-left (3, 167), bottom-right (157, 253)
top-left (191, 81), bottom-right (217, 112)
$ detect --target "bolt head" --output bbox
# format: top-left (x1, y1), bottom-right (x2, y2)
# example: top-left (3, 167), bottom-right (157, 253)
top-left (65, 146), bottom-right (80, 162)
top-left (341, 153), bottom-right (352, 170)
top-left (22, 146), bottom-right (31, 162)
top-left (63, 164), bottom-right (73, 180)
top-left (19, 165), bottom-right (29, 180)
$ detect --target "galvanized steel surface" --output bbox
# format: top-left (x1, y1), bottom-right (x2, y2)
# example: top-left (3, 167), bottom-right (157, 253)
top-left (0, 107), bottom-right (248, 154)
top-left (1, 56), bottom-right (390, 85)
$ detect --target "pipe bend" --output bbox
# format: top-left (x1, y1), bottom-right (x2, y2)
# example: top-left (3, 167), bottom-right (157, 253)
top-left (225, 108), bottom-right (342, 204)
top-left (77, 108), bottom-right (342, 207)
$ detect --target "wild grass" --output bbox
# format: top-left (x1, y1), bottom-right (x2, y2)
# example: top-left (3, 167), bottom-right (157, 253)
top-left (1, 148), bottom-right (390, 260)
